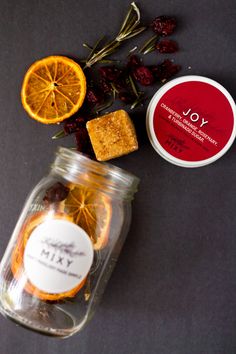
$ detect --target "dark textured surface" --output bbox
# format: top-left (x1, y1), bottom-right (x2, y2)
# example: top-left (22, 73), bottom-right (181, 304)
top-left (0, 0), bottom-right (236, 353)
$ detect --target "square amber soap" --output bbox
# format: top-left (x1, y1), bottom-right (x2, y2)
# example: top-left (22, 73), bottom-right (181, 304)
top-left (86, 110), bottom-right (138, 161)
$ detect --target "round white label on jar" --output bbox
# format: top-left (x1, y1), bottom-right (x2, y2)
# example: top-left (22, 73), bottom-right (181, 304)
top-left (23, 219), bottom-right (94, 294)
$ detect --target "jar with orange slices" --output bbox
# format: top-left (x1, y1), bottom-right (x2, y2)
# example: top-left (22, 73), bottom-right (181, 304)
top-left (0, 147), bottom-right (139, 337)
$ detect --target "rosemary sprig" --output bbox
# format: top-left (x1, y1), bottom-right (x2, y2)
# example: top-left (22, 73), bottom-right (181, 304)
top-left (52, 129), bottom-right (67, 140)
top-left (139, 34), bottom-right (159, 54)
top-left (129, 46), bottom-right (138, 53)
top-left (128, 74), bottom-right (145, 109)
top-left (131, 93), bottom-right (145, 109)
top-left (110, 82), bottom-right (119, 95)
top-left (83, 43), bottom-right (93, 51)
top-left (83, 36), bottom-right (105, 61)
top-left (128, 74), bottom-right (139, 97)
top-left (93, 98), bottom-right (114, 115)
top-left (98, 59), bottom-right (121, 64)
top-left (84, 2), bottom-right (146, 68)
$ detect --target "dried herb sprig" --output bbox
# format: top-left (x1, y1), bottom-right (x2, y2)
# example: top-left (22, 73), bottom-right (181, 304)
top-left (139, 35), bottom-right (159, 54)
top-left (52, 129), bottom-right (67, 140)
top-left (128, 74), bottom-right (145, 109)
top-left (84, 2), bottom-right (146, 68)
top-left (131, 93), bottom-right (145, 109)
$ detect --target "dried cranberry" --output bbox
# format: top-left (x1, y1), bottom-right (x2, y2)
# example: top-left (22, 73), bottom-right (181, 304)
top-left (75, 127), bottom-right (94, 157)
top-left (127, 55), bottom-right (141, 68)
top-left (99, 66), bottom-right (122, 82)
top-left (150, 59), bottom-right (181, 81)
top-left (114, 71), bottom-right (128, 90)
top-left (99, 79), bottom-right (112, 94)
top-left (132, 66), bottom-right (154, 86)
top-left (43, 182), bottom-right (69, 203)
top-left (118, 91), bottom-right (136, 104)
top-left (63, 120), bottom-right (77, 135)
top-left (151, 16), bottom-right (177, 36)
top-left (64, 116), bottom-right (86, 135)
top-left (86, 88), bottom-right (104, 106)
top-left (156, 39), bottom-right (178, 53)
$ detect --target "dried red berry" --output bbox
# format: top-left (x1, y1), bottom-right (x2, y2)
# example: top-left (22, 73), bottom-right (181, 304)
top-left (118, 91), bottom-right (136, 104)
top-left (151, 16), bottom-right (177, 36)
top-left (99, 79), bottom-right (112, 94)
top-left (99, 66), bottom-right (122, 82)
top-left (114, 72), bottom-right (128, 90)
top-left (127, 55), bottom-right (141, 68)
top-left (156, 39), bottom-right (178, 53)
top-left (150, 59), bottom-right (181, 81)
top-left (74, 116), bottom-right (86, 126)
top-left (64, 116), bottom-right (86, 135)
top-left (43, 182), bottom-right (69, 203)
top-left (86, 88), bottom-right (104, 106)
top-left (75, 127), bottom-right (94, 157)
top-left (132, 66), bottom-right (154, 86)
top-left (63, 121), bottom-right (77, 135)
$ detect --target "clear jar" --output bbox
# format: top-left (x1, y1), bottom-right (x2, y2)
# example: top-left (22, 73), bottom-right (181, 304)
top-left (0, 147), bottom-right (139, 337)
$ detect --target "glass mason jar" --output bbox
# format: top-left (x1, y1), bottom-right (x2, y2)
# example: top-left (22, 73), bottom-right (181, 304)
top-left (0, 147), bottom-right (139, 337)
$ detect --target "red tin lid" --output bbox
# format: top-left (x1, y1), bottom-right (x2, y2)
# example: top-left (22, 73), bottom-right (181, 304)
top-left (146, 76), bottom-right (236, 168)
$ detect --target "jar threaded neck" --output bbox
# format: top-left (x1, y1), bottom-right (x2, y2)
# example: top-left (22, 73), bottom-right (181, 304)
top-left (51, 147), bottom-right (139, 200)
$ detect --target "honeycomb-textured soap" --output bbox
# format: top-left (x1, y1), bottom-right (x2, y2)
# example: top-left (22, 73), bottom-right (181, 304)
top-left (86, 110), bottom-right (138, 161)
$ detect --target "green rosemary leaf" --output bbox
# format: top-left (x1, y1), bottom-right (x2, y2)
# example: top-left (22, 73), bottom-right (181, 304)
top-left (85, 40), bottom-right (120, 67)
top-left (143, 45), bottom-right (156, 55)
top-left (130, 100), bottom-right (139, 110)
top-left (121, 11), bottom-right (137, 34)
top-left (112, 87), bottom-right (116, 100)
top-left (98, 59), bottom-right (120, 64)
top-left (83, 43), bottom-right (93, 50)
top-left (130, 93), bottom-right (145, 109)
top-left (119, 5), bottom-right (133, 34)
top-left (131, 2), bottom-right (141, 23)
top-left (129, 46), bottom-right (138, 53)
top-left (100, 40), bottom-right (120, 54)
top-left (110, 82), bottom-right (119, 94)
top-left (51, 129), bottom-right (67, 140)
top-left (123, 3), bottom-right (141, 34)
top-left (94, 99), bottom-right (114, 114)
top-left (139, 34), bottom-right (158, 54)
top-left (122, 26), bottom-right (146, 40)
top-left (129, 75), bottom-right (139, 97)
top-left (118, 2), bottom-right (140, 35)
top-left (131, 99), bottom-right (140, 110)
top-left (84, 2), bottom-right (145, 68)
top-left (87, 36), bottom-right (105, 61)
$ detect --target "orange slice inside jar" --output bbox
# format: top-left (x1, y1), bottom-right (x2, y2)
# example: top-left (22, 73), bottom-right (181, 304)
top-left (64, 185), bottom-right (112, 250)
top-left (11, 211), bottom-right (86, 301)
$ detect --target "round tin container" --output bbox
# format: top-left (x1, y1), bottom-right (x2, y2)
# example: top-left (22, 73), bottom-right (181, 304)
top-left (146, 75), bottom-right (236, 168)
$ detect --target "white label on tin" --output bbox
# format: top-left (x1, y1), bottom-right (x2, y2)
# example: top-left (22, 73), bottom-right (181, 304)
top-left (23, 219), bottom-right (94, 294)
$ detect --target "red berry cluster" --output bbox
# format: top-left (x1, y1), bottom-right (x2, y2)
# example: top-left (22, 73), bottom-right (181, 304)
top-left (151, 16), bottom-right (179, 54)
top-left (62, 15), bottom-right (181, 155)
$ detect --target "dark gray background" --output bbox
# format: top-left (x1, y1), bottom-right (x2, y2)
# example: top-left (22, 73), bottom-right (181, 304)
top-left (0, 0), bottom-right (236, 353)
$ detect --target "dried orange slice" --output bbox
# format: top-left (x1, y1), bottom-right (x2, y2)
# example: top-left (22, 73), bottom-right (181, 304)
top-left (21, 56), bottom-right (86, 124)
top-left (11, 211), bottom-right (86, 301)
top-left (64, 186), bottom-right (112, 250)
